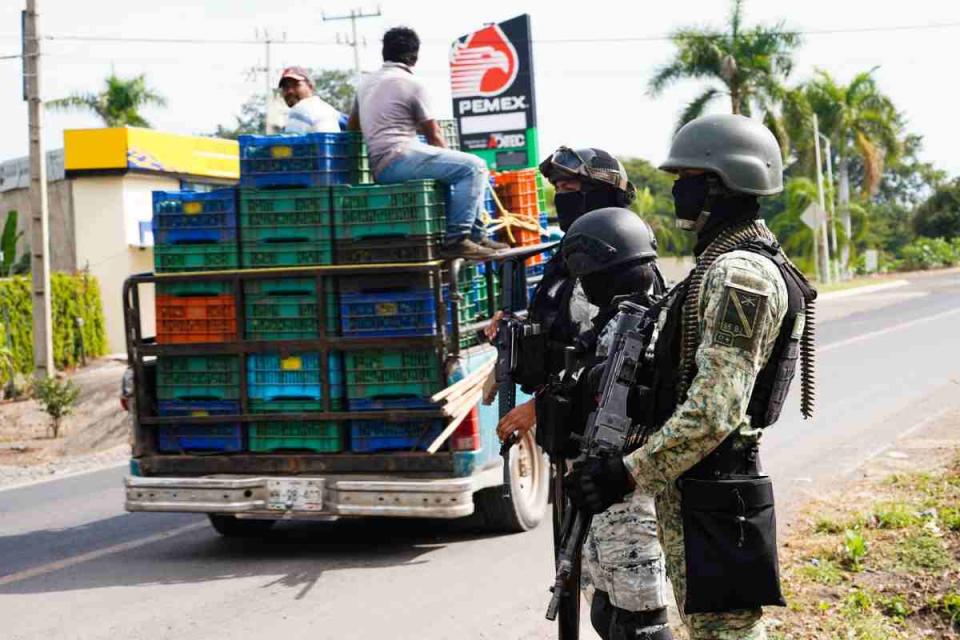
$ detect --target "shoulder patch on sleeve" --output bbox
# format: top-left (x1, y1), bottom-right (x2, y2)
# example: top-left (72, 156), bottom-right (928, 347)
top-left (712, 282), bottom-right (768, 351)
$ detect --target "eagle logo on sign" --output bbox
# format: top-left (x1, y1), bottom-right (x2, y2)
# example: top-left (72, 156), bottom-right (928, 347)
top-left (449, 24), bottom-right (519, 98)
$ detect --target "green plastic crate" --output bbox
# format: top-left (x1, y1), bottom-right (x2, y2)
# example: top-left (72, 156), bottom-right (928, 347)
top-left (156, 279), bottom-right (234, 297)
top-left (249, 421), bottom-right (342, 453)
top-left (239, 188), bottom-right (333, 243)
top-left (244, 278), bottom-right (337, 340)
top-left (154, 243), bottom-right (238, 273)
top-left (241, 240), bottom-right (333, 268)
top-left (535, 172), bottom-right (548, 213)
top-left (344, 349), bottom-right (441, 400)
top-left (157, 355), bottom-right (240, 401)
top-left (332, 181), bottom-right (446, 241)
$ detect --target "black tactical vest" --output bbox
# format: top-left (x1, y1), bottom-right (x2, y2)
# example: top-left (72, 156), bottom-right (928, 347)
top-left (646, 238), bottom-right (816, 431)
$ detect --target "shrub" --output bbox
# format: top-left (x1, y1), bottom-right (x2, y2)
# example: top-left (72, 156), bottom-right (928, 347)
top-left (34, 376), bottom-right (80, 438)
top-left (898, 237), bottom-right (960, 271)
top-left (0, 272), bottom-right (106, 379)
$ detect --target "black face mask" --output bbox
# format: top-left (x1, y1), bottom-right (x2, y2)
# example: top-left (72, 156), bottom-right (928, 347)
top-left (555, 189), bottom-right (617, 232)
top-left (672, 174), bottom-right (710, 230)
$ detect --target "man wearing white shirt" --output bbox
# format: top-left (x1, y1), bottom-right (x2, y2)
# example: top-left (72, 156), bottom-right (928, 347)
top-left (278, 67), bottom-right (342, 134)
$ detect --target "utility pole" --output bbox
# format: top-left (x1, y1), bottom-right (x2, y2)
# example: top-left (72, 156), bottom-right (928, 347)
top-left (812, 114), bottom-right (832, 285)
top-left (23, 0), bottom-right (53, 378)
top-left (822, 136), bottom-right (840, 280)
top-left (322, 6), bottom-right (382, 83)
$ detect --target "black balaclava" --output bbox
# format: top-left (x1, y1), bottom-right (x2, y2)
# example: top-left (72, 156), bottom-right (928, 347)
top-left (672, 173), bottom-right (761, 256)
top-left (580, 260), bottom-right (655, 308)
top-left (555, 185), bottom-right (622, 232)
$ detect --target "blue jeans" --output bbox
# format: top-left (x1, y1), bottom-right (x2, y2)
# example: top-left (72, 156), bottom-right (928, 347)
top-left (377, 141), bottom-right (488, 243)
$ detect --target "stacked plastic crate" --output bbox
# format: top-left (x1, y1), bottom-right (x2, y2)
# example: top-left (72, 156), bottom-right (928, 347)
top-left (152, 189), bottom-right (242, 452)
top-left (494, 169), bottom-right (543, 265)
top-left (236, 131), bottom-right (370, 453)
top-left (148, 128), bottom-right (487, 456)
top-left (332, 176), bottom-right (487, 452)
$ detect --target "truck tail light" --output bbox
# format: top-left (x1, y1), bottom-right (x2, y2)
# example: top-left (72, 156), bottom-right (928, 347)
top-left (451, 406), bottom-right (480, 451)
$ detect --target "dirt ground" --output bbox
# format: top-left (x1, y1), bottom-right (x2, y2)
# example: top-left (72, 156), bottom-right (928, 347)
top-left (0, 357), bottom-right (131, 485)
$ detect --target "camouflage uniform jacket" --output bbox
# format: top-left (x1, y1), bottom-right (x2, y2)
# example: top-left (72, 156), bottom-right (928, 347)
top-left (623, 250), bottom-right (789, 493)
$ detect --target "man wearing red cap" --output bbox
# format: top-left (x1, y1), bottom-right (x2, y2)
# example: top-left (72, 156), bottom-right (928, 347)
top-left (278, 66), bottom-right (341, 133)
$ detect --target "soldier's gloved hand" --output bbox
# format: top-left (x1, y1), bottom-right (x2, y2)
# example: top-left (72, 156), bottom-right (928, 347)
top-left (564, 456), bottom-right (633, 515)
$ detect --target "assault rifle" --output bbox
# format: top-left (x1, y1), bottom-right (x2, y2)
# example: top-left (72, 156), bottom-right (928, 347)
top-left (545, 300), bottom-right (650, 625)
top-left (494, 254), bottom-right (540, 496)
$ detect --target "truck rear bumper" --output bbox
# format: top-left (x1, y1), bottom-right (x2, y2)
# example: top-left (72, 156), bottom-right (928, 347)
top-left (125, 466), bottom-right (502, 520)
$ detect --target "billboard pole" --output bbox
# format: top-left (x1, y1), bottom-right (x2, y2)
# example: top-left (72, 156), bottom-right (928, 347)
top-left (23, 0), bottom-right (54, 378)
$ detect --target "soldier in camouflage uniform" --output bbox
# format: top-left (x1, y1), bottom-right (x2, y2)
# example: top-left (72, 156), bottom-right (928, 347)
top-left (566, 114), bottom-right (817, 639)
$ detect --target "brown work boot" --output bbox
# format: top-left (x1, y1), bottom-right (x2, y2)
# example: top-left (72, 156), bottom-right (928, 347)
top-left (474, 236), bottom-right (510, 251)
top-left (440, 238), bottom-right (496, 260)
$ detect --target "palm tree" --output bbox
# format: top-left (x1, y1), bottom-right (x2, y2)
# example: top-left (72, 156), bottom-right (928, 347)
top-left (47, 73), bottom-right (167, 127)
top-left (785, 69), bottom-right (901, 269)
top-left (648, 0), bottom-right (800, 139)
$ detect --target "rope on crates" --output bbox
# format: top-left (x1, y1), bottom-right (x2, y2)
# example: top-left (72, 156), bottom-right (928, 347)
top-left (481, 182), bottom-right (547, 245)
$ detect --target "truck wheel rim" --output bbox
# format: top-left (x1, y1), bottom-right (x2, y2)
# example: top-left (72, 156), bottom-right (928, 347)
top-left (512, 430), bottom-right (544, 512)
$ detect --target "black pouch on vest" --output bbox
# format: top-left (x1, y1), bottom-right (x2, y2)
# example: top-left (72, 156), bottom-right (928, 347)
top-left (680, 475), bottom-right (786, 613)
top-left (514, 332), bottom-right (549, 391)
top-left (534, 384), bottom-right (572, 457)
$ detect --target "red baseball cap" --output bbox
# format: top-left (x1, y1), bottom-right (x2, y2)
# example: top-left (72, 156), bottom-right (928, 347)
top-left (278, 66), bottom-right (313, 88)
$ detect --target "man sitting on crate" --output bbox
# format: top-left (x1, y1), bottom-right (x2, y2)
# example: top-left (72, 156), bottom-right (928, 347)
top-left (348, 26), bottom-right (506, 260)
top-left (278, 66), bottom-right (342, 133)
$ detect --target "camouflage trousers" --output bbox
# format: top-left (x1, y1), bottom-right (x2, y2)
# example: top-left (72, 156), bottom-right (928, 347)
top-left (656, 482), bottom-right (767, 640)
top-left (580, 490), bottom-right (668, 612)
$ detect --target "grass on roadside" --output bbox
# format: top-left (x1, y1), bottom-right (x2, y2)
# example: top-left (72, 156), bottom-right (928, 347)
top-left (769, 454), bottom-right (960, 639)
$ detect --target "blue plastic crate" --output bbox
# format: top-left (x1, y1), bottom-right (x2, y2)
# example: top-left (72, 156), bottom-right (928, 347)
top-left (526, 262), bottom-right (545, 277)
top-left (239, 132), bottom-right (370, 188)
top-left (348, 396), bottom-right (439, 411)
top-left (340, 289), bottom-right (439, 338)
top-left (247, 352), bottom-right (344, 401)
top-left (156, 400), bottom-right (242, 453)
top-left (152, 189), bottom-right (237, 245)
top-left (349, 419), bottom-right (445, 453)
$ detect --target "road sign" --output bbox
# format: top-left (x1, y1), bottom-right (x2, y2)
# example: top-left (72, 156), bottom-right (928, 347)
top-left (449, 14), bottom-right (538, 170)
top-left (801, 203), bottom-right (828, 230)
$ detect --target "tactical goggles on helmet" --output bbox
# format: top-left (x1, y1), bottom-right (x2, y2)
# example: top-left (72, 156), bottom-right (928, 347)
top-left (539, 146), bottom-right (634, 196)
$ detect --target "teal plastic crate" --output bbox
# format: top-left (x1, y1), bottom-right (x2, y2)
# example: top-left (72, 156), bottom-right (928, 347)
top-left (241, 239), bottom-right (333, 268)
top-left (156, 280), bottom-right (234, 297)
top-left (239, 188), bottom-right (333, 243)
top-left (247, 352), bottom-right (344, 401)
top-left (244, 278), bottom-right (337, 340)
top-left (249, 421), bottom-right (342, 453)
top-left (344, 349), bottom-right (441, 401)
top-left (156, 355), bottom-right (240, 401)
top-left (154, 243), bottom-right (238, 273)
top-left (332, 181), bottom-right (446, 241)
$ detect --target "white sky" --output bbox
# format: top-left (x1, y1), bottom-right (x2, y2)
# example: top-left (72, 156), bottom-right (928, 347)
top-left (1, 0), bottom-right (958, 176)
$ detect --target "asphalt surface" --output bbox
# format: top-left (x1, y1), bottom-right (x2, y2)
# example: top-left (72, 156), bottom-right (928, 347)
top-left (2, 270), bottom-right (959, 640)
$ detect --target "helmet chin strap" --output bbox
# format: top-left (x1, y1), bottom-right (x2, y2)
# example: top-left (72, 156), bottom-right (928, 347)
top-left (676, 209), bottom-right (711, 232)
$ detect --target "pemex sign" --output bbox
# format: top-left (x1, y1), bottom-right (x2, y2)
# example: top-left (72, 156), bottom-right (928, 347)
top-left (449, 14), bottom-right (538, 170)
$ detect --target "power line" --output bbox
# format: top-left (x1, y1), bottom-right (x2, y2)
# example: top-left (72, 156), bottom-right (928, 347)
top-left (30, 20), bottom-right (960, 47)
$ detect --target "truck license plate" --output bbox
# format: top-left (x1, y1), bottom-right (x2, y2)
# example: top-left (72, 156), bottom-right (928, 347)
top-left (266, 479), bottom-right (325, 511)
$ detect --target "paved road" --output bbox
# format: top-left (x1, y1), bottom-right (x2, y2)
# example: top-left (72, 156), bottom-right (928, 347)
top-left (2, 270), bottom-right (959, 640)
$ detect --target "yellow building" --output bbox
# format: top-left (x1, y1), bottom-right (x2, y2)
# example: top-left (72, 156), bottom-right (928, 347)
top-left (1, 128), bottom-right (239, 353)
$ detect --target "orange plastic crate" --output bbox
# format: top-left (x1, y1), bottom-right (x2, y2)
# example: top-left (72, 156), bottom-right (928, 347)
top-left (156, 294), bottom-right (238, 344)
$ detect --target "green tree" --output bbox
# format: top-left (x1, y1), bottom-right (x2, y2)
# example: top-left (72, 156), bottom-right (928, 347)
top-left (47, 73), bottom-right (167, 127)
top-left (215, 69), bottom-right (355, 139)
top-left (913, 178), bottom-right (960, 240)
top-left (766, 177), bottom-right (819, 274)
top-left (648, 0), bottom-right (800, 138)
top-left (784, 68), bottom-right (901, 268)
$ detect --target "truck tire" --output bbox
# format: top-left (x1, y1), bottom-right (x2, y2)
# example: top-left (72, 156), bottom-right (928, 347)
top-left (474, 430), bottom-right (550, 533)
top-left (207, 514), bottom-right (276, 538)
